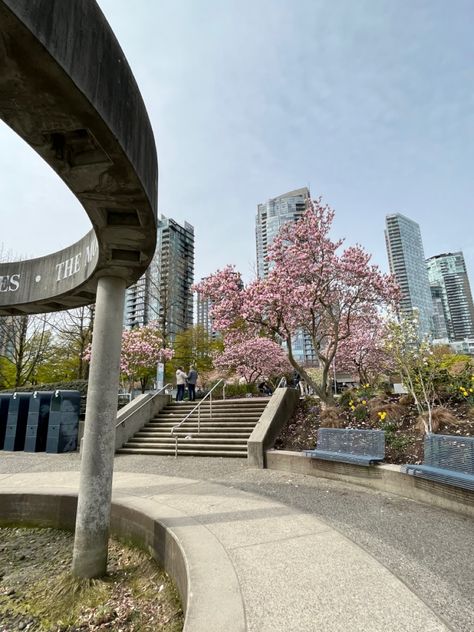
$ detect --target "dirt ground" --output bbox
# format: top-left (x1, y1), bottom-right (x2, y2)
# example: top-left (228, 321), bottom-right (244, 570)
top-left (0, 527), bottom-right (183, 632)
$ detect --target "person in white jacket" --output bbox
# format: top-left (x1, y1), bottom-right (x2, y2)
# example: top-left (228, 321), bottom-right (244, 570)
top-left (175, 367), bottom-right (187, 401)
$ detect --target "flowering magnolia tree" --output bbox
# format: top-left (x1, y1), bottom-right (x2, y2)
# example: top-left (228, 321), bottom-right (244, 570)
top-left (195, 199), bottom-right (399, 403)
top-left (120, 324), bottom-right (174, 393)
top-left (335, 313), bottom-right (394, 385)
top-left (384, 315), bottom-right (437, 433)
top-left (84, 323), bottom-right (173, 394)
top-left (214, 337), bottom-right (291, 385)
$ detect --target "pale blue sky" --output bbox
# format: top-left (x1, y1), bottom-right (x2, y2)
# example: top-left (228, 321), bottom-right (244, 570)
top-left (1, 0), bottom-right (473, 285)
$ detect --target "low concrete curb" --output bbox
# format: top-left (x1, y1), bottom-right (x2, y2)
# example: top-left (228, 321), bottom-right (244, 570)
top-left (247, 388), bottom-right (299, 467)
top-left (0, 488), bottom-right (246, 632)
top-left (266, 450), bottom-right (474, 519)
top-left (115, 392), bottom-right (171, 450)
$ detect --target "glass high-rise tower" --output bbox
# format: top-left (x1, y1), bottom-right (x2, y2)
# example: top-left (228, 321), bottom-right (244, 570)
top-left (124, 215), bottom-right (194, 344)
top-left (256, 187), bottom-right (310, 279)
top-left (384, 213), bottom-right (433, 338)
top-left (256, 187), bottom-right (316, 364)
top-left (426, 252), bottom-right (474, 342)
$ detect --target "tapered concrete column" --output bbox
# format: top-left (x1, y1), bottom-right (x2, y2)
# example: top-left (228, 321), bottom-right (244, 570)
top-left (72, 275), bottom-right (126, 578)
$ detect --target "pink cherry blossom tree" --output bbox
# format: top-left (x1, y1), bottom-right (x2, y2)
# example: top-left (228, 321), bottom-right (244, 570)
top-left (195, 198), bottom-right (399, 403)
top-left (84, 322), bottom-right (173, 394)
top-left (335, 313), bottom-right (394, 385)
top-left (214, 337), bottom-right (291, 385)
top-left (120, 323), bottom-right (174, 393)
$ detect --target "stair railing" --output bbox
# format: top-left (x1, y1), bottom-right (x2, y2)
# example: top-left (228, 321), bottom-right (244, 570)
top-left (115, 383), bottom-right (173, 430)
top-left (171, 379), bottom-right (226, 457)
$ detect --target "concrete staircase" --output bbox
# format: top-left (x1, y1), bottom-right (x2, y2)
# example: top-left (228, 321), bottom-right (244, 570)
top-left (117, 398), bottom-right (269, 457)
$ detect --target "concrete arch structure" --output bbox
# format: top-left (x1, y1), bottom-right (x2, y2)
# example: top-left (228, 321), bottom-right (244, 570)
top-left (0, 0), bottom-right (157, 315)
top-left (0, 0), bottom-right (160, 577)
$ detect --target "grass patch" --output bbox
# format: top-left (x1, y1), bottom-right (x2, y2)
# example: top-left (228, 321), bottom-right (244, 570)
top-left (0, 527), bottom-right (183, 631)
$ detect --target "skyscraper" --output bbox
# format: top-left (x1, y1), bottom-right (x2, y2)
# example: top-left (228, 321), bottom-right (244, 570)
top-left (426, 252), bottom-right (474, 342)
top-left (196, 287), bottom-right (214, 338)
top-left (256, 187), bottom-right (310, 279)
top-left (385, 213), bottom-right (433, 338)
top-left (256, 187), bottom-right (316, 365)
top-left (124, 215), bottom-right (194, 343)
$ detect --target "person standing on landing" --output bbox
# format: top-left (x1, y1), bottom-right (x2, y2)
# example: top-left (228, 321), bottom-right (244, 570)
top-left (175, 367), bottom-right (187, 401)
top-left (187, 365), bottom-right (198, 401)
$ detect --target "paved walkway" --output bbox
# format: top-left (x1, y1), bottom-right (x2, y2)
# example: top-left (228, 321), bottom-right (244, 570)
top-left (0, 453), bottom-right (473, 632)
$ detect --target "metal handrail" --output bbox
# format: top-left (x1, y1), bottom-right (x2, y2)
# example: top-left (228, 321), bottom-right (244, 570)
top-left (276, 376), bottom-right (287, 388)
top-left (171, 379), bottom-right (226, 457)
top-left (115, 383), bottom-right (172, 428)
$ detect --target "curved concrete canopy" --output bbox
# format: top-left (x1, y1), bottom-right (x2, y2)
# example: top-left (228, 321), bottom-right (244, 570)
top-left (0, 0), bottom-right (158, 316)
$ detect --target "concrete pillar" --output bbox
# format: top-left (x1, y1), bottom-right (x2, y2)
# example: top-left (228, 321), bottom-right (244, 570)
top-left (72, 275), bottom-right (126, 578)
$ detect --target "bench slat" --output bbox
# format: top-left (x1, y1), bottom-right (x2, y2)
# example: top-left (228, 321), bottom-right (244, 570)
top-left (305, 449), bottom-right (383, 466)
top-left (317, 428), bottom-right (385, 458)
top-left (424, 434), bottom-right (474, 474)
top-left (404, 463), bottom-right (474, 492)
top-left (402, 434), bottom-right (474, 492)
top-left (304, 428), bottom-right (385, 467)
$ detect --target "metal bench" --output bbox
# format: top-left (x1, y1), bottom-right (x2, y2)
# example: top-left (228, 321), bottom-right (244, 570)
top-left (403, 434), bottom-right (474, 491)
top-left (305, 428), bottom-right (385, 466)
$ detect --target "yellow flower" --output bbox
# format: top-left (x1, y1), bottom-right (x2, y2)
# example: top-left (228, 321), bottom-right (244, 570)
top-left (364, 383), bottom-right (370, 388)
top-left (377, 411), bottom-right (387, 421)
top-left (362, 400), bottom-right (367, 405)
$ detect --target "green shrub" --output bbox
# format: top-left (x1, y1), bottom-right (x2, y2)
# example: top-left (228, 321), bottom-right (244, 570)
top-left (353, 403), bottom-right (369, 422)
top-left (339, 389), bottom-right (357, 409)
top-left (0, 380), bottom-right (88, 394)
top-left (210, 382), bottom-right (259, 399)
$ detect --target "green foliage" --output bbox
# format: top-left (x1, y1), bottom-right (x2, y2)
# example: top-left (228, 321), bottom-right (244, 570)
top-left (380, 420), bottom-right (414, 454)
top-left (353, 403), bottom-right (369, 422)
top-left (356, 383), bottom-right (375, 400)
top-left (1, 380), bottom-right (88, 395)
top-left (167, 326), bottom-right (222, 381)
top-left (0, 356), bottom-right (15, 389)
top-left (339, 388), bottom-right (357, 409)
top-left (340, 386), bottom-right (374, 416)
top-left (444, 366), bottom-right (474, 405)
top-left (220, 383), bottom-right (258, 399)
top-left (380, 420), bottom-right (397, 434)
top-left (33, 342), bottom-right (84, 384)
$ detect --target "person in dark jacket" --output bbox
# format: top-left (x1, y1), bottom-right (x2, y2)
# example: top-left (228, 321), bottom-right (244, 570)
top-left (187, 365), bottom-right (198, 401)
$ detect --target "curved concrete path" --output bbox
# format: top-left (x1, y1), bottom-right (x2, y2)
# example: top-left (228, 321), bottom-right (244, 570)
top-left (1, 453), bottom-right (473, 632)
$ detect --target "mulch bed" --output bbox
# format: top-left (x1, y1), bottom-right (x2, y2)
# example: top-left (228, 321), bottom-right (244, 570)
top-left (275, 395), bottom-right (474, 465)
top-left (0, 527), bottom-right (183, 632)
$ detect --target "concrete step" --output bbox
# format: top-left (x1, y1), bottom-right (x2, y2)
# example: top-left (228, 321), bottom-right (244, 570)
top-left (117, 447), bottom-right (247, 457)
top-left (126, 437), bottom-right (248, 446)
top-left (158, 408), bottom-right (265, 414)
top-left (158, 409), bottom-right (266, 416)
top-left (138, 431), bottom-right (252, 438)
top-left (158, 404), bottom-right (266, 410)
top-left (148, 421), bottom-right (258, 428)
top-left (158, 418), bottom-right (261, 425)
top-left (117, 397), bottom-right (267, 458)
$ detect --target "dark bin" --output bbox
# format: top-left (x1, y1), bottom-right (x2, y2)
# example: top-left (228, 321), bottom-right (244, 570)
top-left (3, 392), bottom-right (31, 451)
top-left (0, 393), bottom-right (12, 450)
top-left (46, 390), bottom-right (80, 453)
top-left (24, 391), bottom-right (54, 452)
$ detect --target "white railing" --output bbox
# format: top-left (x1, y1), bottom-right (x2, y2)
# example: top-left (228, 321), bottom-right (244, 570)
top-left (276, 376), bottom-right (287, 388)
top-left (115, 383), bottom-right (172, 429)
top-left (171, 379), bottom-right (226, 457)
